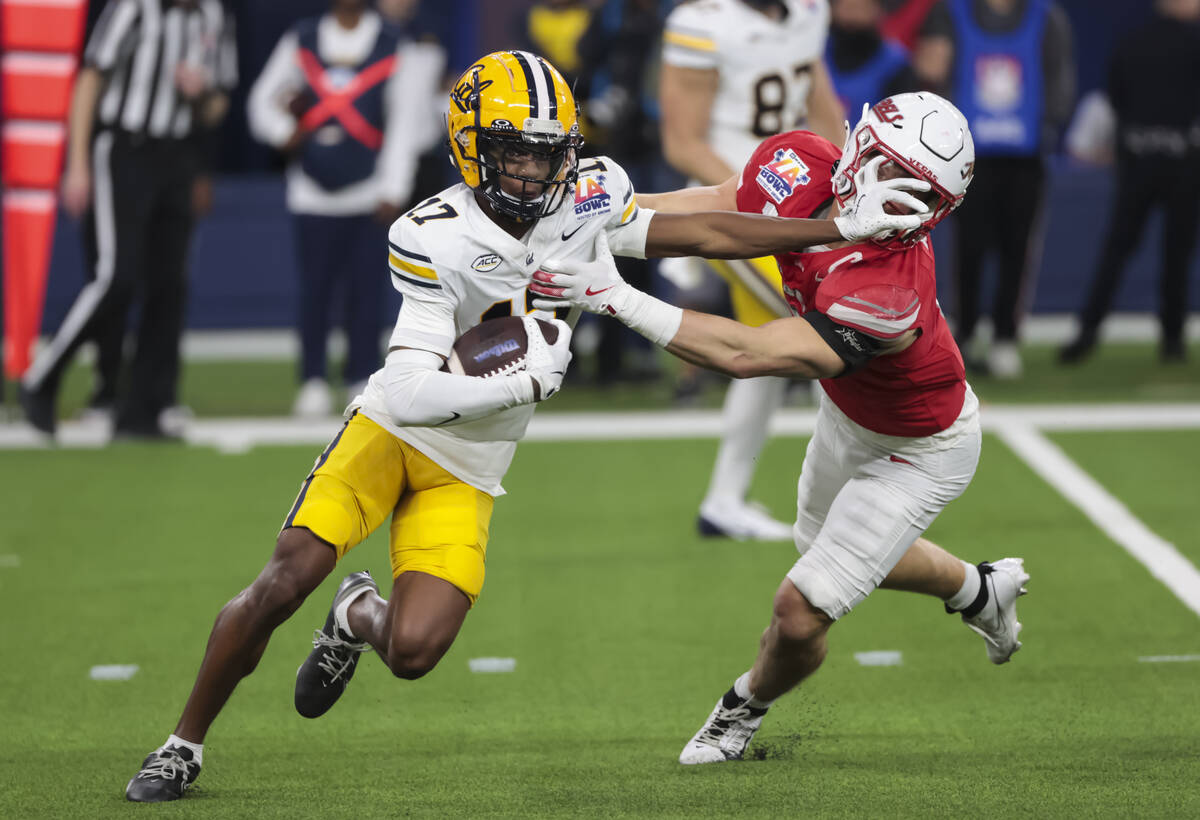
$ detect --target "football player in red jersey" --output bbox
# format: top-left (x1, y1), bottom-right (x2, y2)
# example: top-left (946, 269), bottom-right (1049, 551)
top-left (530, 92), bottom-right (1031, 764)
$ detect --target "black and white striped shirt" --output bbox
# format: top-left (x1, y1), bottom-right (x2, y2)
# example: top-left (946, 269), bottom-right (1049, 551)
top-left (84, 0), bottom-right (237, 139)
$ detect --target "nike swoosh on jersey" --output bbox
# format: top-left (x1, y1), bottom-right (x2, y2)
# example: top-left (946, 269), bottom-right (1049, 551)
top-left (561, 224), bottom-right (585, 241)
top-left (435, 412), bottom-right (461, 426)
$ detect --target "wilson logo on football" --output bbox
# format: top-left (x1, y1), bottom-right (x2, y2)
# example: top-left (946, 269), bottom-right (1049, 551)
top-left (756, 148), bottom-right (811, 204)
top-left (573, 175), bottom-right (612, 217)
top-left (474, 339), bottom-right (522, 362)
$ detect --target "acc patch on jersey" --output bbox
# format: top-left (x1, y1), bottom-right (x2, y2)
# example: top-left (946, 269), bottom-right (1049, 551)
top-left (471, 253), bottom-right (502, 272)
top-left (573, 174), bottom-right (612, 219)
top-left (756, 148), bottom-right (811, 204)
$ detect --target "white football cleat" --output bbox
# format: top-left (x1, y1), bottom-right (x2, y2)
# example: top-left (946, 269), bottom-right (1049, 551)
top-left (159, 404), bottom-right (194, 437)
top-left (698, 500), bottom-right (794, 541)
top-left (679, 690), bottom-right (769, 765)
top-left (987, 342), bottom-right (1023, 380)
top-left (293, 378), bottom-right (333, 418)
top-left (961, 558), bottom-right (1030, 664)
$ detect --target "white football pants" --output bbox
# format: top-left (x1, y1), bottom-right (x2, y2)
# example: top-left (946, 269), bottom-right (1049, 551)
top-left (786, 386), bottom-right (982, 619)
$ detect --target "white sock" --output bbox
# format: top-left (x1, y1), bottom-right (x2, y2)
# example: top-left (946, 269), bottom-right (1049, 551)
top-left (703, 377), bottom-right (786, 507)
top-left (333, 585), bottom-right (372, 638)
top-left (945, 560), bottom-right (981, 611)
top-left (164, 734), bottom-right (203, 767)
top-left (733, 670), bottom-right (775, 709)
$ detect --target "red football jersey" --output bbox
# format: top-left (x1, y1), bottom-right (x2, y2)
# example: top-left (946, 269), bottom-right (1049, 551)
top-left (736, 131), bottom-right (966, 437)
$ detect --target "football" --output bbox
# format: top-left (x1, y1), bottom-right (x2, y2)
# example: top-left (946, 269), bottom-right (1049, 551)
top-left (442, 316), bottom-right (560, 377)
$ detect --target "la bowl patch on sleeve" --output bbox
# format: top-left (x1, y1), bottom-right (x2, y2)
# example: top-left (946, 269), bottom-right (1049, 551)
top-left (573, 174), bottom-right (613, 219)
top-left (756, 148), bottom-right (811, 204)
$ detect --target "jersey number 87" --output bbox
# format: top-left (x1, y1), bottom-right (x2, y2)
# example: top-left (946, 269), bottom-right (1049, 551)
top-left (752, 63), bottom-right (813, 137)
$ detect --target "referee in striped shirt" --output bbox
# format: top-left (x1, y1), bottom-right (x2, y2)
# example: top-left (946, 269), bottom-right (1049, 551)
top-left (19, 0), bottom-right (236, 439)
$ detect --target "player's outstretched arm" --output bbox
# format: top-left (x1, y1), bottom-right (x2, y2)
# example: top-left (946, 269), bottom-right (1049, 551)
top-left (531, 235), bottom-right (844, 380)
top-left (636, 175), bottom-right (739, 214)
top-left (642, 158), bottom-right (930, 257)
top-left (664, 313), bottom-right (846, 379)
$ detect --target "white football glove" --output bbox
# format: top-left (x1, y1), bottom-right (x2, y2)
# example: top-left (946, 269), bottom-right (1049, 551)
top-left (521, 315), bottom-right (572, 401)
top-left (833, 155), bottom-right (932, 242)
top-left (529, 231), bottom-right (630, 316)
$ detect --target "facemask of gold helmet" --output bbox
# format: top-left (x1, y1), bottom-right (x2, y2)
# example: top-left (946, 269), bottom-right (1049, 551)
top-left (447, 51), bottom-right (583, 223)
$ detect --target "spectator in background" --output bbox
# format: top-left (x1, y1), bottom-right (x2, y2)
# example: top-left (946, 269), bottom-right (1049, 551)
top-left (248, 0), bottom-right (444, 418)
top-left (1060, 0), bottom-right (1200, 365)
top-left (913, 0), bottom-right (1074, 378)
top-left (377, 0), bottom-right (457, 209)
top-left (575, 0), bottom-right (666, 384)
top-left (878, 0), bottom-right (942, 48)
top-left (578, 0), bottom-right (663, 171)
top-left (516, 0), bottom-right (595, 93)
top-left (826, 0), bottom-right (913, 117)
top-left (20, 0), bottom-right (237, 439)
top-left (659, 0), bottom-right (844, 541)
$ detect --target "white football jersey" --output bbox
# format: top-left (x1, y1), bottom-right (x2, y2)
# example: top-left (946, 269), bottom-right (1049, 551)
top-left (352, 155), bottom-right (652, 496)
top-left (663, 0), bottom-right (830, 171)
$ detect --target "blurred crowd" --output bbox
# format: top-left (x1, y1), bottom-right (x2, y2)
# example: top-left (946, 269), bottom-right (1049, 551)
top-left (27, 0), bottom-right (1200, 436)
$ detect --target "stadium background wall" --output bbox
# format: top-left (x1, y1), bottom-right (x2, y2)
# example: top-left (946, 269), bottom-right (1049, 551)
top-left (41, 0), bottom-right (1187, 332)
top-left (37, 163), bottom-right (1200, 332)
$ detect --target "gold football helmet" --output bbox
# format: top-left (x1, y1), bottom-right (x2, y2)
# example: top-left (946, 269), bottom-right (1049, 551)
top-left (447, 51), bottom-right (583, 222)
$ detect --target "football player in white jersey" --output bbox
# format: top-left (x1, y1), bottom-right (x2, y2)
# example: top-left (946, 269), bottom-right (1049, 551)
top-left (123, 51), bottom-right (922, 803)
top-left (661, 0), bottom-right (847, 541)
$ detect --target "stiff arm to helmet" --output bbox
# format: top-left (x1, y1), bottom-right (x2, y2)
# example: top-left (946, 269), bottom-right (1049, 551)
top-left (832, 92), bottom-right (976, 247)
top-left (833, 156), bottom-right (931, 242)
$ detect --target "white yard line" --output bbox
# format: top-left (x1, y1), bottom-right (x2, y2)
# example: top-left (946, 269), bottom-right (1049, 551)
top-left (89, 664), bottom-right (139, 681)
top-left (468, 657), bottom-right (517, 673)
top-left (995, 422), bottom-right (1200, 619)
top-left (854, 651), bottom-right (903, 667)
top-left (3, 402), bottom-right (1200, 451)
top-left (1137, 654), bottom-right (1200, 663)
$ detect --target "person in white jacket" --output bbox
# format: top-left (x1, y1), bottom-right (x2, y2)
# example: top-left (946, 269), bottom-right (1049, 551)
top-left (247, 0), bottom-right (444, 416)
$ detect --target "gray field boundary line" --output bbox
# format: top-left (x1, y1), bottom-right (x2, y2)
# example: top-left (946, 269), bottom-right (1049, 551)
top-left (23, 314), bottom-right (1200, 363)
top-left (3, 402), bottom-right (1198, 618)
top-left (3, 402), bottom-right (1200, 450)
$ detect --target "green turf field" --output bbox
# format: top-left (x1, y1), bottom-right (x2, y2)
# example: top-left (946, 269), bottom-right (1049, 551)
top-left (2, 429), bottom-right (1198, 818)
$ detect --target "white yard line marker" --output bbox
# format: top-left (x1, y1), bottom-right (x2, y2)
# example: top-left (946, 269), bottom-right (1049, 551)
top-left (0, 555), bottom-right (20, 568)
top-left (89, 664), bottom-right (139, 680)
top-left (1137, 654), bottom-right (1200, 663)
top-left (2, 402), bottom-right (1200, 452)
top-left (854, 651), bottom-right (903, 667)
top-left (996, 422), bottom-right (1200, 619)
top-left (469, 657), bottom-right (516, 674)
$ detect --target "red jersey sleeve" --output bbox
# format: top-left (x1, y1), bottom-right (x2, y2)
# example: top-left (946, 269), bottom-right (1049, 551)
top-left (735, 130), bottom-right (841, 219)
top-left (814, 259), bottom-right (923, 341)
